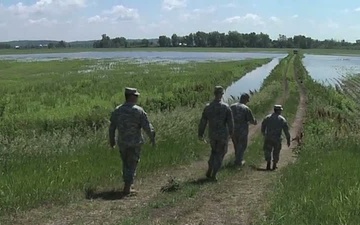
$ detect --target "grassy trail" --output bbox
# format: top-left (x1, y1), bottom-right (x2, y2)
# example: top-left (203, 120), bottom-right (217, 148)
top-left (146, 54), bottom-right (305, 225)
top-left (2, 55), bottom-right (291, 225)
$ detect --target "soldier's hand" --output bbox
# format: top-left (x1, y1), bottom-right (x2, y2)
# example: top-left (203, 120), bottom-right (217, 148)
top-left (287, 140), bottom-right (291, 147)
top-left (254, 119), bottom-right (258, 125)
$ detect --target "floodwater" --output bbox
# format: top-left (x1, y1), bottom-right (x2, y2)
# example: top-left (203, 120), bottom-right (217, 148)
top-left (303, 54), bottom-right (360, 86)
top-left (0, 51), bottom-right (286, 63)
top-left (222, 56), bottom-right (283, 101)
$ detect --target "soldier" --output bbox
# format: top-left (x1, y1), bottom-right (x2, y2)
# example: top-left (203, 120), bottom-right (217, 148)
top-left (230, 93), bottom-right (257, 167)
top-left (261, 105), bottom-right (291, 171)
top-left (109, 87), bottom-right (155, 195)
top-left (198, 86), bottom-right (234, 181)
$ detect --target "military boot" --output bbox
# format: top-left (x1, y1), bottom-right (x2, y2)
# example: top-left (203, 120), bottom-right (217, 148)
top-left (123, 182), bottom-right (131, 196)
top-left (206, 167), bottom-right (212, 179)
top-left (266, 161), bottom-right (271, 170)
top-left (272, 163), bottom-right (278, 171)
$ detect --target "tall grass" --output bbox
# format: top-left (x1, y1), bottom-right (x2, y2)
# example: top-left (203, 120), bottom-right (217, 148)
top-left (259, 54), bottom-right (360, 225)
top-left (0, 58), bottom-right (274, 215)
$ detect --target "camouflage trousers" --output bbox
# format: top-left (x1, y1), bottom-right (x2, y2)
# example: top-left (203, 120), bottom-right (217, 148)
top-left (118, 144), bottom-right (141, 184)
top-left (208, 139), bottom-right (228, 175)
top-left (232, 134), bottom-right (248, 165)
top-left (263, 138), bottom-right (282, 163)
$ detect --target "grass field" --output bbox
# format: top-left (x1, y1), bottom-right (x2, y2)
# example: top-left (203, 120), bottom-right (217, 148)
top-left (3, 48), bottom-right (360, 224)
top-left (0, 56), bottom-right (274, 215)
top-left (2, 47), bottom-right (360, 56)
top-left (259, 55), bottom-right (360, 225)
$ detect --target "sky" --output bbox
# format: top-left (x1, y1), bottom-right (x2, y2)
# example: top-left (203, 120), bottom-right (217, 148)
top-left (0, 0), bottom-right (360, 42)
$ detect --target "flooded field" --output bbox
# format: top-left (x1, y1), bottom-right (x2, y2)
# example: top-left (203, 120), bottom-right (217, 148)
top-left (303, 54), bottom-right (360, 86)
top-left (223, 57), bottom-right (283, 101)
top-left (0, 51), bottom-right (286, 62)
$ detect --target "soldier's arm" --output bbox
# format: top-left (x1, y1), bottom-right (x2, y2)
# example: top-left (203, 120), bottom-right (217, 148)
top-left (109, 111), bottom-right (117, 147)
top-left (140, 110), bottom-right (155, 144)
top-left (283, 119), bottom-right (291, 143)
top-left (261, 117), bottom-right (267, 136)
top-left (247, 108), bottom-right (257, 125)
top-left (198, 106), bottom-right (208, 138)
top-left (226, 106), bottom-right (234, 137)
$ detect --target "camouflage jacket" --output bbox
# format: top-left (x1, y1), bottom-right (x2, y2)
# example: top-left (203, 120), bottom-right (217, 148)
top-left (230, 103), bottom-right (256, 136)
top-left (109, 103), bottom-right (155, 146)
top-left (198, 100), bottom-right (234, 141)
top-left (261, 113), bottom-right (290, 142)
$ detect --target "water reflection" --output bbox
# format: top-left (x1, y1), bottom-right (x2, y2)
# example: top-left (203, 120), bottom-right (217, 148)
top-left (0, 51), bottom-right (287, 62)
top-left (303, 54), bottom-right (360, 86)
top-left (222, 57), bottom-right (283, 101)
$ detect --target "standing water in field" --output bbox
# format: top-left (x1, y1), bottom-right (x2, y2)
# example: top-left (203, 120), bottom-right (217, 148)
top-left (222, 57), bottom-right (282, 102)
top-left (303, 54), bottom-right (360, 86)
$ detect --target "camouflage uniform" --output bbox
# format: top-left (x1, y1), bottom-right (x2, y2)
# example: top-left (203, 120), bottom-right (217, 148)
top-left (198, 86), bottom-right (234, 179)
top-left (230, 102), bottom-right (257, 165)
top-left (261, 105), bottom-right (290, 169)
top-left (109, 88), bottom-right (155, 186)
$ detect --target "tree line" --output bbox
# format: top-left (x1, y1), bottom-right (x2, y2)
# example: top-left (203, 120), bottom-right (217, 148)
top-left (93, 31), bottom-right (360, 49)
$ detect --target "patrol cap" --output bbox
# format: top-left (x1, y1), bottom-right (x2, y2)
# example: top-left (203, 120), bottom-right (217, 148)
top-left (125, 87), bottom-right (140, 96)
top-left (274, 104), bottom-right (283, 111)
top-left (240, 93), bottom-right (250, 100)
top-left (214, 86), bottom-right (224, 94)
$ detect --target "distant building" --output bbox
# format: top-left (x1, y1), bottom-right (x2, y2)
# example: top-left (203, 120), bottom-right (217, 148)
top-left (15, 46), bottom-right (20, 49)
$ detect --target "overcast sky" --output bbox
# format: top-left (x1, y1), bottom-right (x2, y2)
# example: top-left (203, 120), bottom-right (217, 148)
top-left (1, 0), bottom-right (360, 42)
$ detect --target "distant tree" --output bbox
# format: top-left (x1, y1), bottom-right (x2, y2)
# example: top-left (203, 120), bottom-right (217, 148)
top-left (48, 43), bottom-right (55, 49)
top-left (171, 34), bottom-right (179, 47)
top-left (158, 35), bottom-right (171, 47)
top-left (56, 40), bottom-right (67, 48)
top-left (141, 39), bottom-right (149, 47)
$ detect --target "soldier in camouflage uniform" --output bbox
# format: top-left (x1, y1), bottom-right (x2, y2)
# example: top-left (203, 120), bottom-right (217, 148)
top-left (109, 87), bottom-right (156, 195)
top-left (198, 86), bottom-right (234, 181)
top-left (230, 93), bottom-right (257, 167)
top-left (261, 105), bottom-right (291, 171)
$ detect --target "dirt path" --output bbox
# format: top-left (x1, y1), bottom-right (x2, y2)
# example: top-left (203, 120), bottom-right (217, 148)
top-left (4, 59), bottom-right (291, 225)
top-left (150, 56), bottom-right (307, 225)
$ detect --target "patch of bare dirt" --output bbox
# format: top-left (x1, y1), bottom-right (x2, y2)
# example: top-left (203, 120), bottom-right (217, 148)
top-left (3, 59), bottom-right (293, 225)
top-left (151, 56), bottom-right (307, 225)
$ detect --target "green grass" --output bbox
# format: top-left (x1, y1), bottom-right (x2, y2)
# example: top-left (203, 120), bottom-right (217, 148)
top-left (0, 57), bottom-right (275, 216)
top-left (114, 54), bottom-right (297, 225)
top-left (259, 54), bottom-right (360, 225)
top-left (0, 58), bottom-right (270, 137)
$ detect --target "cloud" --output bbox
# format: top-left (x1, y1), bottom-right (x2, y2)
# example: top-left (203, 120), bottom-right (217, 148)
top-left (28, 17), bottom-right (57, 25)
top-left (270, 16), bottom-right (281, 23)
top-left (103, 5), bottom-right (139, 21)
top-left (341, 9), bottom-right (350, 13)
top-left (224, 13), bottom-right (265, 26)
top-left (355, 7), bottom-right (360, 12)
top-left (7, 0), bottom-right (87, 17)
top-left (180, 6), bottom-right (216, 21)
top-left (162, 0), bottom-right (187, 11)
top-left (291, 14), bottom-right (299, 18)
top-left (87, 5), bottom-right (139, 23)
top-left (87, 15), bottom-right (108, 23)
top-left (221, 3), bottom-right (236, 8)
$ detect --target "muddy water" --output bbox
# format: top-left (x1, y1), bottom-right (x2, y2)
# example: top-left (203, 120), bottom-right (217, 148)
top-left (222, 57), bottom-right (283, 102)
top-left (303, 54), bottom-right (360, 86)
